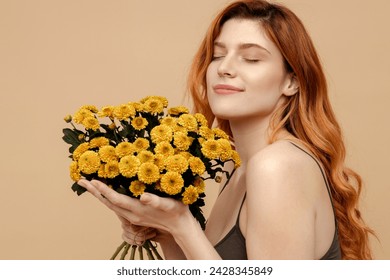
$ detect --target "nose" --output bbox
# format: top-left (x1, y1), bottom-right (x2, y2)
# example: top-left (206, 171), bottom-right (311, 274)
top-left (217, 56), bottom-right (236, 78)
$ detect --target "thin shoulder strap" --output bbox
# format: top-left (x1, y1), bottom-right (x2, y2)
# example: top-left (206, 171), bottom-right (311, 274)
top-left (236, 193), bottom-right (247, 225)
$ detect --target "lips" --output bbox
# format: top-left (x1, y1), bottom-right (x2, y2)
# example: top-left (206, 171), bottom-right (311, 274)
top-left (213, 84), bottom-right (244, 95)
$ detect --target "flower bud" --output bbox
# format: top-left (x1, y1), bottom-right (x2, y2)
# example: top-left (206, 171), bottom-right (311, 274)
top-left (78, 134), bottom-right (85, 141)
top-left (64, 115), bottom-right (72, 123)
top-left (215, 175), bottom-right (222, 183)
top-left (108, 123), bottom-right (116, 130)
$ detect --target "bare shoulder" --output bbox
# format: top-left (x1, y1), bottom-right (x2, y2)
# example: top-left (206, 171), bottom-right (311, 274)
top-left (246, 140), bottom-right (323, 196)
top-left (244, 141), bottom-right (324, 259)
top-left (247, 140), bottom-right (316, 174)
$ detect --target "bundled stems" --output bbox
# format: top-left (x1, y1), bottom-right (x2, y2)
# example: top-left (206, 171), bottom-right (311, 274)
top-left (110, 240), bottom-right (163, 260)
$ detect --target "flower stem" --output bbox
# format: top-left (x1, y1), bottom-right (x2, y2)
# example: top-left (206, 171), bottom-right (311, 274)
top-left (138, 245), bottom-right (144, 260)
top-left (110, 241), bottom-right (127, 260)
top-left (120, 243), bottom-right (131, 260)
top-left (149, 241), bottom-right (163, 260)
top-left (143, 242), bottom-right (154, 260)
top-left (130, 245), bottom-right (137, 260)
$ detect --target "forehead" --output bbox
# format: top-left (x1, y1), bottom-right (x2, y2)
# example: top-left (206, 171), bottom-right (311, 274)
top-left (215, 18), bottom-right (278, 52)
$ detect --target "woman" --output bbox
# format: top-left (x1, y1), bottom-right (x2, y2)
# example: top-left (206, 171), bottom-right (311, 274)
top-left (79, 0), bottom-right (374, 259)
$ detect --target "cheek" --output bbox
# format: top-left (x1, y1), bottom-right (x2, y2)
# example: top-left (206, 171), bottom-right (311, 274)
top-left (206, 65), bottom-right (215, 87)
top-left (247, 69), bottom-right (285, 96)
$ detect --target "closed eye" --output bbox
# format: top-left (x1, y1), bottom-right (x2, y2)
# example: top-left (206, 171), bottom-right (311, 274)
top-left (244, 58), bottom-right (260, 63)
top-left (212, 55), bottom-right (225, 61)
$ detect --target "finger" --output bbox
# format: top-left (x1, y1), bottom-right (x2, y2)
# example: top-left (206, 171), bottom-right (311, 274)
top-left (140, 193), bottom-right (177, 212)
top-left (79, 180), bottom-right (132, 217)
top-left (90, 180), bottom-right (139, 209)
top-left (78, 179), bottom-right (111, 205)
top-left (120, 217), bottom-right (147, 232)
top-left (122, 228), bottom-right (157, 246)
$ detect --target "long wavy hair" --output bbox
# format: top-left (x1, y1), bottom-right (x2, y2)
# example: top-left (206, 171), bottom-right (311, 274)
top-left (188, 0), bottom-right (375, 259)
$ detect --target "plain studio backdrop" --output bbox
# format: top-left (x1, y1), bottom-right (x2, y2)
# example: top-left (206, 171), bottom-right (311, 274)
top-left (0, 0), bottom-right (389, 259)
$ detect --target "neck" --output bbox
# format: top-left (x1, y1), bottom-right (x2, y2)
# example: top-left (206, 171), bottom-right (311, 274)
top-left (229, 115), bottom-right (271, 166)
top-left (229, 115), bottom-right (292, 166)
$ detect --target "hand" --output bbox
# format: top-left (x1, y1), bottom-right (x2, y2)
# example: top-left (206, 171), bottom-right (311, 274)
top-left (117, 215), bottom-right (156, 245)
top-left (78, 179), bottom-right (193, 238)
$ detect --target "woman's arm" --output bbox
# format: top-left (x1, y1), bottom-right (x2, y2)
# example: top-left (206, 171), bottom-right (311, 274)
top-left (245, 142), bottom-right (318, 259)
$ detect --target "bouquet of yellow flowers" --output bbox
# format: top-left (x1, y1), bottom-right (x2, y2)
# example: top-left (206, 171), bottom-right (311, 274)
top-left (62, 96), bottom-right (240, 259)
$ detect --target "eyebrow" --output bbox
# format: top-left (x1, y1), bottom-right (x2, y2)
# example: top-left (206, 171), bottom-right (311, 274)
top-left (214, 41), bottom-right (271, 54)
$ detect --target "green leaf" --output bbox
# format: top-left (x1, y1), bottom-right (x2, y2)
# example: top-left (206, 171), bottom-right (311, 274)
top-left (71, 182), bottom-right (87, 196)
top-left (62, 128), bottom-right (83, 146)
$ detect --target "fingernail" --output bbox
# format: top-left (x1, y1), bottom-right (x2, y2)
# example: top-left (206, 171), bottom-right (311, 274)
top-left (140, 193), bottom-right (152, 203)
top-left (78, 179), bottom-right (87, 187)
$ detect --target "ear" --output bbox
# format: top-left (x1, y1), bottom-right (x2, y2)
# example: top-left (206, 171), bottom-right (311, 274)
top-left (282, 73), bottom-right (299, 97)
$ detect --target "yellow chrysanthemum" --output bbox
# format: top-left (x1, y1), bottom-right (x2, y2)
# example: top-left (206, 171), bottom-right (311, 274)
top-left (182, 185), bottom-right (199, 205)
top-left (131, 116), bottom-right (148, 130)
top-left (160, 171), bottom-right (184, 195)
top-left (105, 161), bottom-right (120, 178)
top-left (160, 116), bottom-right (177, 128)
top-left (137, 150), bottom-right (155, 163)
top-left (193, 176), bottom-right (205, 194)
top-left (231, 150), bottom-right (241, 168)
top-left (119, 155), bottom-right (140, 178)
top-left (137, 162), bottom-right (160, 184)
top-left (81, 105), bottom-right (98, 113)
top-left (188, 157), bottom-right (206, 175)
top-left (133, 138), bottom-right (150, 152)
top-left (129, 180), bottom-right (146, 197)
top-left (177, 114), bottom-right (198, 132)
top-left (194, 113), bottom-right (208, 127)
top-left (89, 137), bottom-right (110, 148)
top-left (82, 116), bottom-right (100, 131)
top-left (199, 126), bottom-right (214, 140)
top-left (168, 106), bottom-right (189, 116)
top-left (172, 124), bottom-right (188, 134)
top-left (217, 138), bottom-right (233, 161)
top-left (141, 96), bottom-right (168, 107)
top-left (150, 124), bottom-right (173, 143)
top-left (143, 97), bottom-right (164, 114)
top-left (115, 142), bottom-right (135, 158)
top-left (129, 102), bottom-right (144, 112)
top-left (154, 141), bottom-right (174, 157)
top-left (78, 151), bottom-right (100, 174)
top-left (201, 139), bottom-right (222, 159)
top-left (153, 154), bottom-right (166, 170)
top-left (198, 137), bottom-right (206, 145)
top-left (99, 145), bottom-right (117, 163)
top-left (113, 104), bottom-right (136, 120)
top-left (165, 154), bottom-right (188, 174)
top-left (73, 108), bottom-right (94, 124)
top-left (98, 164), bottom-right (107, 178)
top-left (178, 151), bottom-right (192, 160)
top-left (72, 143), bottom-right (90, 160)
top-left (97, 106), bottom-right (114, 118)
top-left (155, 96), bottom-right (169, 107)
top-left (173, 132), bottom-right (193, 151)
top-left (212, 127), bottom-right (229, 140)
top-left (69, 161), bottom-right (81, 181)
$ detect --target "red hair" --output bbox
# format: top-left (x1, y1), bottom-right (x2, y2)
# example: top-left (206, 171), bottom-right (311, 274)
top-left (188, 0), bottom-right (375, 259)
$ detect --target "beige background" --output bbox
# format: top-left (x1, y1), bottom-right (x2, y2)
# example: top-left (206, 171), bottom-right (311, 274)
top-left (0, 0), bottom-right (389, 259)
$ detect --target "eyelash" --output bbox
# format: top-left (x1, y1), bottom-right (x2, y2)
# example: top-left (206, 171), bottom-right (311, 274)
top-left (212, 57), bottom-right (260, 64)
top-left (212, 56), bottom-right (224, 61)
top-left (244, 58), bottom-right (260, 63)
